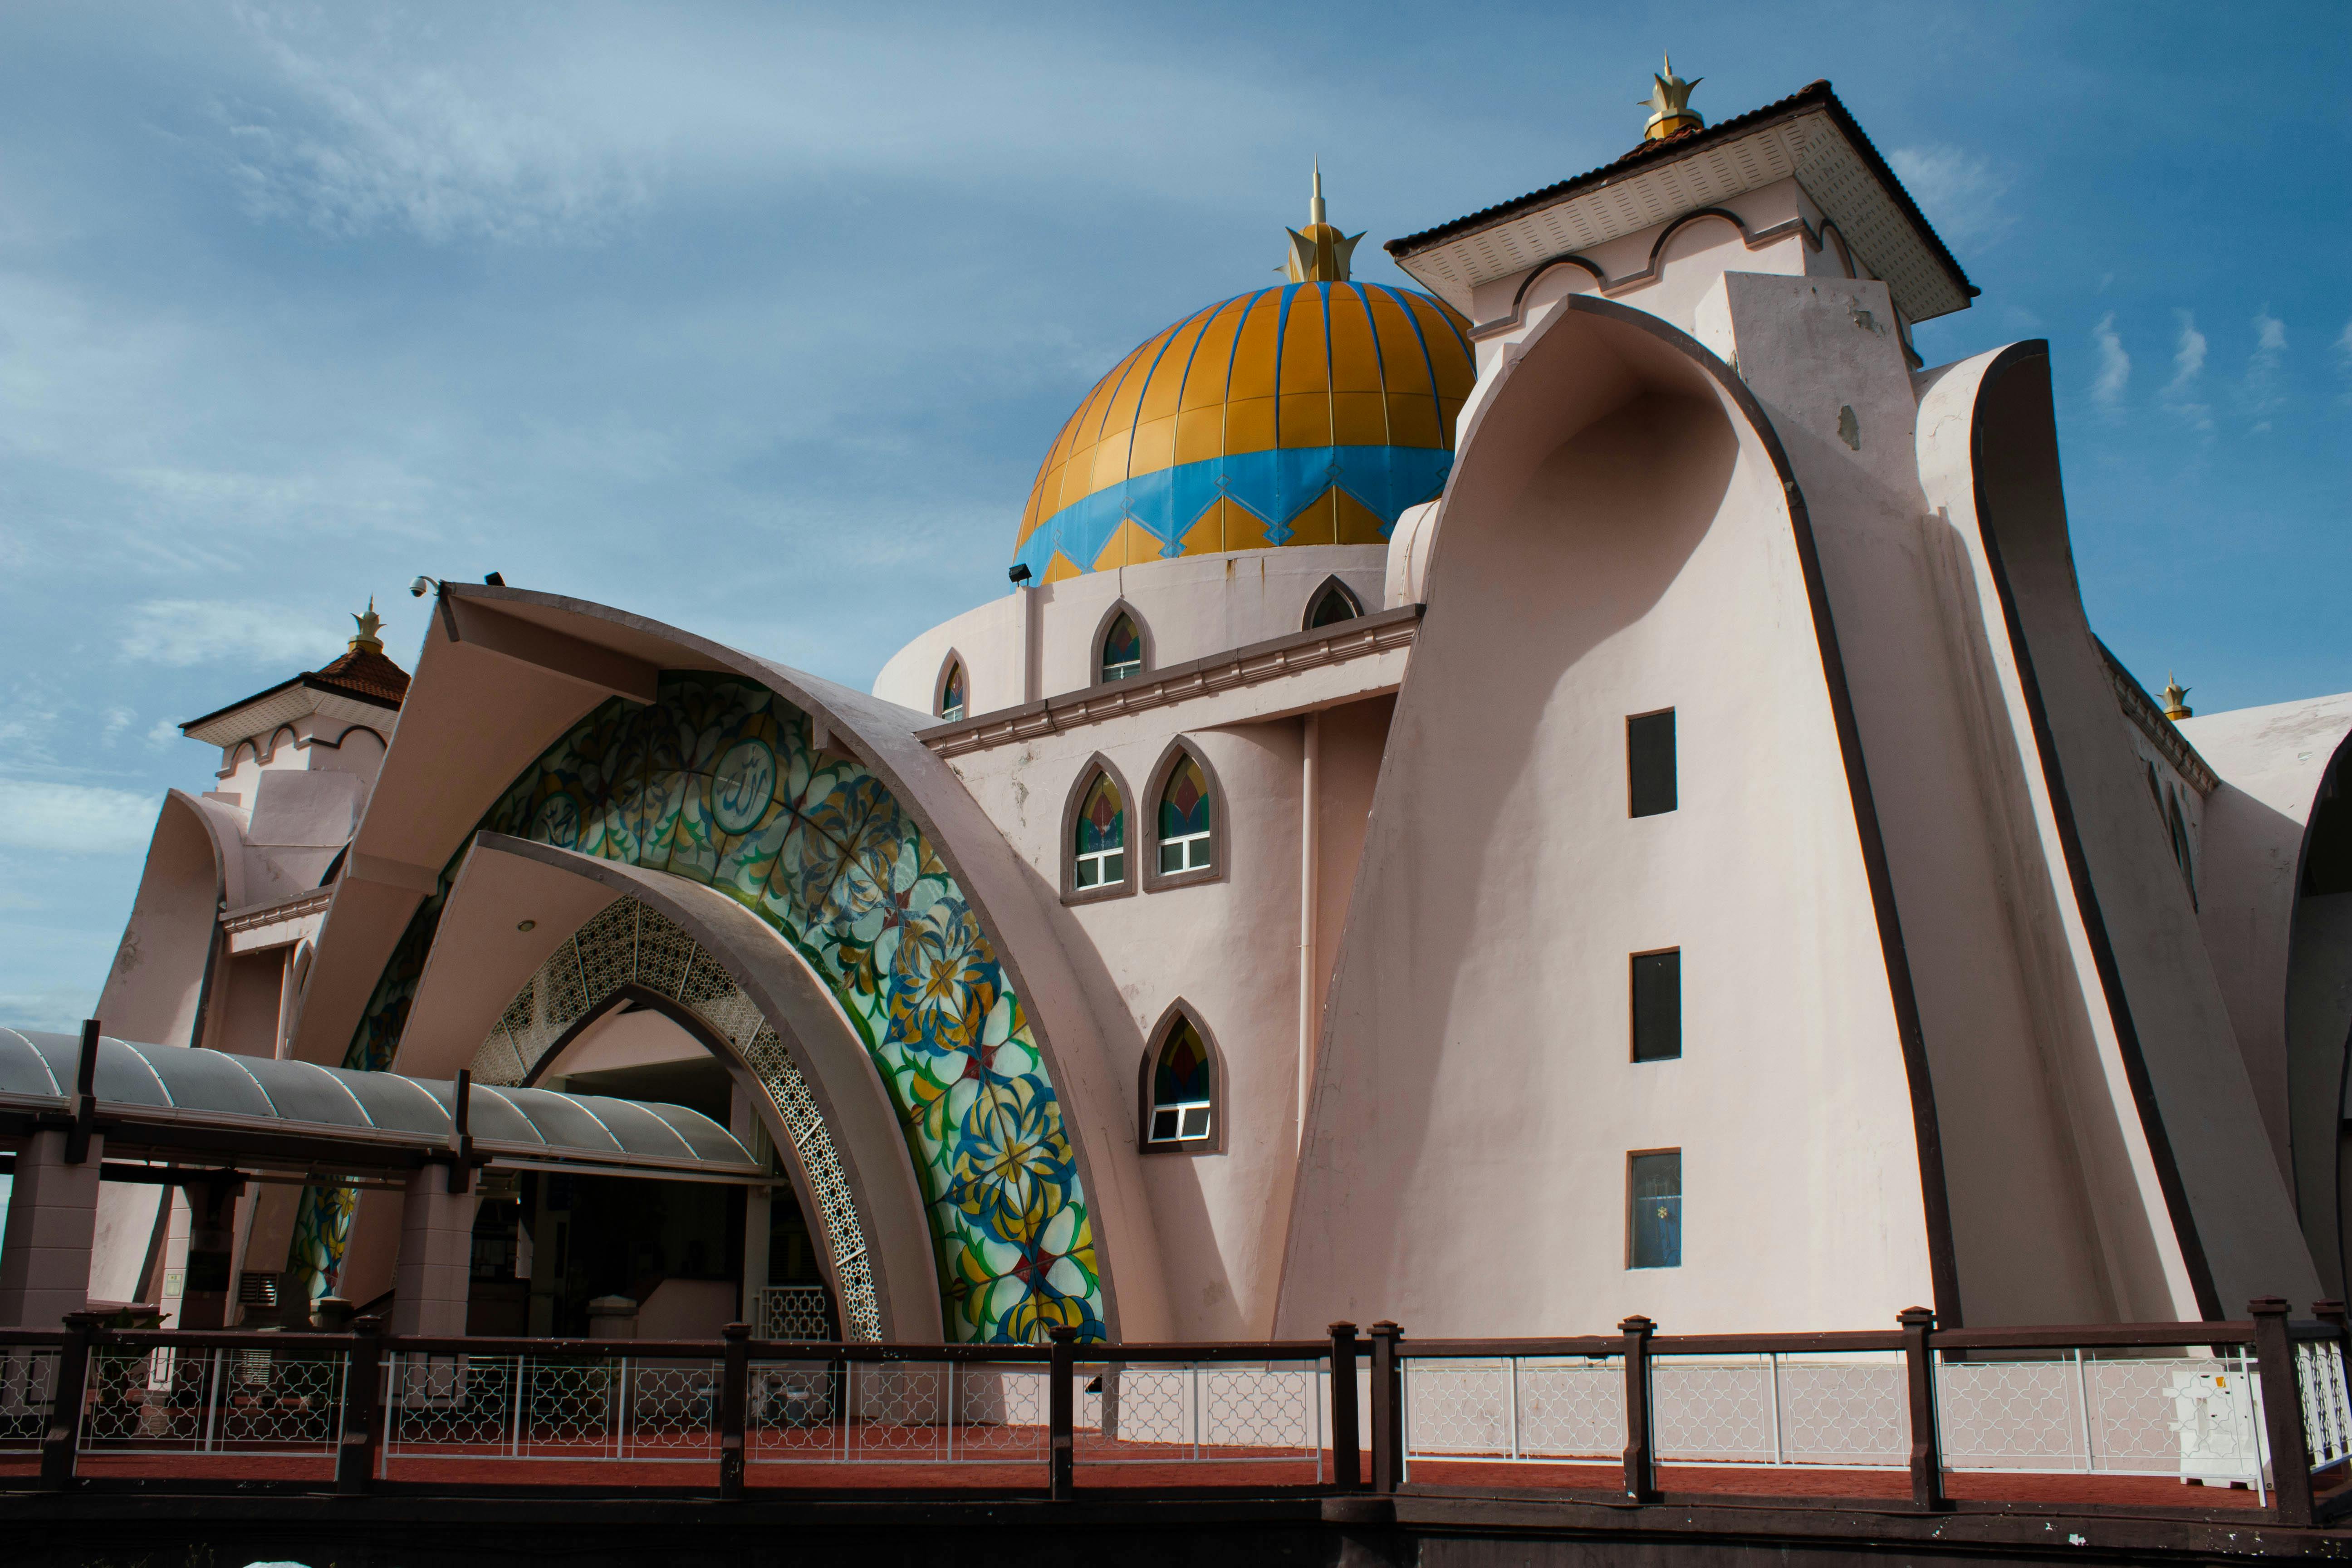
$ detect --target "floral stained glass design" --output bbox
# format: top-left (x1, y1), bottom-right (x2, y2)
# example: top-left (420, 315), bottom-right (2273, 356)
top-left (1073, 774), bottom-right (1125, 889)
top-left (311, 671), bottom-right (1103, 1343)
top-left (1100, 614), bottom-right (1142, 682)
top-left (939, 661), bottom-right (965, 721)
top-left (1149, 1019), bottom-right (1212, 1144)
top-left (1157, 756), bottom-right (1212, 875)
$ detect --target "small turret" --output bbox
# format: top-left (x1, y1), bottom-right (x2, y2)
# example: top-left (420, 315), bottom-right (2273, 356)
top-left (1284, 163), bottom-right (1365, 283)
top-left (1640, 54), bottom-right (1704, 142)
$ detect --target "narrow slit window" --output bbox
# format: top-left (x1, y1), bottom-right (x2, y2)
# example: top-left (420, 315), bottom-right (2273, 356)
top-left (1073, 773), bottom-right (1126, 890)
top-left (1631, 950), bottom-right (1681, 1063)
top-left (1628, 710), bottom-right (1677, 818)
top-left (1148, 1018), bottom-right (1214, 1145)
top-left (1101, 613), bottom-right (1143, 683)
top-left (939, 660), bottom-right (966, 722)
top-left (1158, 755), bottom-right (1213, 874)
top-left (1629, 1151), bottom-right (1681, 1269)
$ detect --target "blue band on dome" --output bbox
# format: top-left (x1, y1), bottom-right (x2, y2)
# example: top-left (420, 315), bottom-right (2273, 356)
top-left (1014, 444), bottom-right (1453, 579)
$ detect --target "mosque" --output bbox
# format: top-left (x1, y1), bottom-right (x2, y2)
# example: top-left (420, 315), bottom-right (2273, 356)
top-left (5, 67), bottom-right (2350, 1350)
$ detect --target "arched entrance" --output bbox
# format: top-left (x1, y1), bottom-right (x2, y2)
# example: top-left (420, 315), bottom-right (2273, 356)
top-left (472, 893), bottom-right (880, 1339)
top-left (298, 671), bottom-right (1103, 1344)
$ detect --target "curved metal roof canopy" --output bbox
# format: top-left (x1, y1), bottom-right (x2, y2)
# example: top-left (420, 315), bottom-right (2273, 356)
top-left (0, 1029), bottom-right (759, 1180)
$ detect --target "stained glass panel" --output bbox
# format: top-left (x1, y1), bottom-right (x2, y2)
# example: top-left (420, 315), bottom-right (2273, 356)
top-left (1307, 583), bottom-right (1360, 628)
top-left (1149, 1019), bottom-right (1212, 1144)
top-left (1157, 755), bottom-right (1212, 874)
top-left (325, 671), bottom-right (1104, 1345)
top-left (1101, 613), bottom-right (1142, 682)
top-left (940, 661), bottom-right (965, 721)
top-left (1074, 773), bottom-right (1125, 889)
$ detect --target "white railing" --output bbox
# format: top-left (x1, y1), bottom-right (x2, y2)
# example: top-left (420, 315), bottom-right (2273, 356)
top-left (751, 1286), bottom-right (836, 1342)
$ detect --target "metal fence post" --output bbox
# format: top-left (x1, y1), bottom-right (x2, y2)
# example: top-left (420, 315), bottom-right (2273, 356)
top-left (1368, 1321), bottom-right (1403, 1494)
top-left (2251, 1296), bottom-right (2314, 1527)
top-left (1619, 1315), bottom-right (1657, 1503)
top-left (1327, 1322), bottom-right (1360, 1491)
top-left (1048, 1325), bottom-right (1077, 1500)
top-left (718, 1322), bottom-right (749, 1500)
top-left (1899, 1306), bottom-right (1947, 1511)
top-left (39, 1313), bottom-right (99, 1491)
top-left (336, 1318), bottom-right (384, 1495)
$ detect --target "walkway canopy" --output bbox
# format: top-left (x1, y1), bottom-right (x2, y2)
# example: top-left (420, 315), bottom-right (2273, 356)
top-left (0, 1027), bottom-right (761, 1182)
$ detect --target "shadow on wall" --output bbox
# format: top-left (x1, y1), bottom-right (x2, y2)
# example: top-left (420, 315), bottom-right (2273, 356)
top-left (1006, 841), bottom-right (1250, 1339)
top-left (1372, 390), bottom-right (1734, 1279)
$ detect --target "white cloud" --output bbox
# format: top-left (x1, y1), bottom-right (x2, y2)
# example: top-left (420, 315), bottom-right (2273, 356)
top-left (98, 706), bottom-right (134, 747)
top-left (221, 6), bottom-right (653, 246)
top-left (2337, 317), bottom-right (2352, 366)
top-left (2091, 313), bottom-right (2129, 411)
top-left (2162, 310), bottom-right (2211, 430)
top-left (144, 718), bottom-right (184, 751)
top-left (117, 599), bottom-right (341, 669)
top-left (2244, 309), bottom-right (2288, 429)
top-left (1889, 145), bottom-right (2014, 248)
top-left (0, 780), bottom-right (158, 856)
top-left (0, 979), bottom-right (99, 1032)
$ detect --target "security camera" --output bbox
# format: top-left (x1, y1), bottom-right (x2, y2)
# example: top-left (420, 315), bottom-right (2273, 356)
top-left (409, 576), bottom-right (435, 598)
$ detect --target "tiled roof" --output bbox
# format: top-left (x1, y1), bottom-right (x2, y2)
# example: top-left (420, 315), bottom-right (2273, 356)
top-left (178, 644), bottom-right (411, 742)
top-left (308, 645), bottom-right (412, 707)
top-left (1385, 79), bottom-right (1976, 308)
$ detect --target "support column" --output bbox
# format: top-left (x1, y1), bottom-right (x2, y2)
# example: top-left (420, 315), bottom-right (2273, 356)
top-left (0, 1129), bottom-right (105, 1328)
top-left (1017, 581), bottom-right (1039, 705)
top-left (174, 1174), bottom-right (244, 1330)
top-left (730, 1081), bottom-right (771, 1333)
top-left (389, 1163), bottom-right (478, 1338)
top-left (1298, 711), bottom-right (1321, 1152)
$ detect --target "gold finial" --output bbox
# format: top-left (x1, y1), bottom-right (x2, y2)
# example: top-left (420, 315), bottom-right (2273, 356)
top-left (1284, 162), bottom-right (1364, 283)
top-left (349, 597), bottom-right (385, 655)
top-left (1640, 53), bottom-right (1704, 142)
top-left (2161, 672), bottom-right (2192, 721)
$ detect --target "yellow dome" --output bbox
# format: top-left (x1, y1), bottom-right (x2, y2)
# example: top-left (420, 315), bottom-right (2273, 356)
top-left (1012, 279), bottom-right (1475, 583)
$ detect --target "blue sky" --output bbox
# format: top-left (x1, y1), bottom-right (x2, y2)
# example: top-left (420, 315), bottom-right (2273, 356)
top-left (0, 1), bottom-right (2345, 1030)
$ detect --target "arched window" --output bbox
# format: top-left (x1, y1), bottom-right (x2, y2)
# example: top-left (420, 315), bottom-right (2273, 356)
top-left (1158, 755), bottom-right (1212, 875)
top-left (1304, 578), bottom-right (1362, 630)
top-left (1073, 772), bottom-right (1126, 890)
top-left (938, 658), bottom-right (966, 721)
top-left (1147, 1015), bottom-right (1215, 1147)
top-left (1100, 612), bottom-right (1143, 683)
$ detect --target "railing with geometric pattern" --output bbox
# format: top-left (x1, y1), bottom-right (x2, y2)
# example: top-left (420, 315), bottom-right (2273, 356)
top-left (750, 1286), bottom-right (836, 1343)
top-left (4, 1300), bottom-right (2349, 1523)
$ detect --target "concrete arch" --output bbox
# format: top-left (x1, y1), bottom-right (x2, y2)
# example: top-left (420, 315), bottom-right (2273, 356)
top-left (99, 790), bottom-right (247, 1050)
top-left (1278, 295), bottom-right (1956, 1336)
top-left (293, 591), bottom-right (1166, 1341)
top-left (1919, 343), bottom-right (2320, 1320)
top-left (415, 838), bottom-right (936, 1341)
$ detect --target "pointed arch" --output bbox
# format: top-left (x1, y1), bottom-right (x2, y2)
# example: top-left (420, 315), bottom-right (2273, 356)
top-left (1062, 753), bottom-right (1137, 904)
top-left (935, 650), bottom-right (969, 722)
top-left (1302, 575), bottom-right (1365, 631)
top-left (1137, 999), bottom-right (1225, 1154)
top-left (1092, 599), bottom-right (1152, 686)
top-left (1141, 735), bottom-right (1227, 892)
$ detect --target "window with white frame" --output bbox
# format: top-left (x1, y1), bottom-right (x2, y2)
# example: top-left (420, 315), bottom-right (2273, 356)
top-left (1073, 771), bottom-right (1126, 889)
top-left (1147, 1016), bottom-right (1214, 1145)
